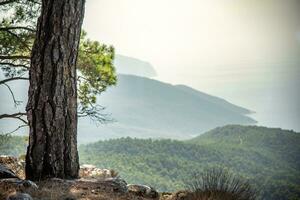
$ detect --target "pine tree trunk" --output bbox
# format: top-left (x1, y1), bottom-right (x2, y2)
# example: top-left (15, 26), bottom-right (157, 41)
top-left (26, 0), bottom-right (85, 180)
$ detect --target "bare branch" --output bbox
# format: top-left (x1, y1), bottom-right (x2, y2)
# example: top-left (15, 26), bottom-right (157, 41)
top-left (0, 112), bottom-right (27, 124)
top-left (0, 62), bottom-right (29, 69)
top-left (0, 76), bottom-right (29, 85)
top-left (0, 26), bottom-right (36, 32)
top-left (0, 0), bottom-right (16, 6)
top-left (6, 124), bottom-right (28, 134)
top-left (0, 55), bottom-right (30, 60)
top-left (78, 104), bottom-right (114, 124)
top-left (3, 83), bottom-right (22, 107)
top-left (27, 0), bottom-right (41, 5)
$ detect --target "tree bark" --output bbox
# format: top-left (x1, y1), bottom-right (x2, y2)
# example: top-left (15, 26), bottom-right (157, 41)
top-left (26, 0), bottom-right (85, 180)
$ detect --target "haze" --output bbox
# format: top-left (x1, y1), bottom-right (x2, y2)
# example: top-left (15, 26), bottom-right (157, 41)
top-left (83, 0), bottom-right (300, 131)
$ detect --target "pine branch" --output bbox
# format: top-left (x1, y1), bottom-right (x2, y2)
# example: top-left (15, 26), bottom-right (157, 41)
top-left (3, 83), bottom-right (23, 107)
top-left (0, 0), bottom-right (17, 6)
top-left (3, 30), bottom-right (32, 51)
top-left (0, 26), bottom-right (36, 32)
top-left (0, 76), bottom-right (29, 85)
top-left (6, 124), bottom-right (28, 134)
top-left (0, 62), bottom-right (29, 69)
top-left (0, 55), bottom-right (30, 60)
top-left (0, 112), bottom-right (27, 124)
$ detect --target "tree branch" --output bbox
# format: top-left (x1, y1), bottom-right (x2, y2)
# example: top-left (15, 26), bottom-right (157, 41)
top-left (0, 55), bottom-right (30, 60)
top-left (4, 30), bottom-right (32, 51)
top-left (3, 83), bottom-right (22, 107)
top-left (0, 76), bottom-right (29, 85)
top-left (0, 0), bottom-right (17, 6)
top-left (6, 124), bottom-right (28, 134)
top-left (78, 103), bottom-right (114, 124)
top-left (0, 62), bottom-right (29, 69)
top-left (0, 26), bottom-right (36, 32)
top-left (0, 112), bottom-right (27, 124)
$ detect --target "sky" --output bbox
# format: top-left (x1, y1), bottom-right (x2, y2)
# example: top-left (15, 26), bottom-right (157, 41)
top-left (1, 0), bottom-right (299, 134)
top-left (82, 0), bottom-right (300, 131)
top-left (83, 0), bottom-right (300, 83)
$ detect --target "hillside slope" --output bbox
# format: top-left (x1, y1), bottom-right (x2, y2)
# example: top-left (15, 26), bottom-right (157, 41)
top-left (78, 75), bottom-right (256, 142)
top-left (79, 125), bottom-right (300, 200)
top-left (1, 56), bottom-right (255, 142)
top-left (190, 125), bottom-right (300, 168)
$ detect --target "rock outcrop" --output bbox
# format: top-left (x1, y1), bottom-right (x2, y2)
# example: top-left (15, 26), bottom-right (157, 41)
top-left (79, 164), bottom-right (117, 179)
top-left (0, 155), bottom-right (25, 179)
top-left (0, 155), bottom-right (160, 199)
top-left (128, 184), bottom-right (159, 198)
top-left (6, 193), bottom-right (33, 200)
top-left (0, 164), bottom-right (18, 179)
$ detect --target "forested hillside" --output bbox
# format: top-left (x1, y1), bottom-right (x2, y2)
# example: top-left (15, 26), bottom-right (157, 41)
top-left (1, 125), bottom-right (299, 199)
top-left (78, 125), bottom-right (300, 200)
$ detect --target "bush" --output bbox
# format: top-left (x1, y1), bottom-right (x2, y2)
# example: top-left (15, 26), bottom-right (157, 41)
top-left (0, 134), bottom-right (27, 156)
top-left (185, 168), bottom-right (258, 200)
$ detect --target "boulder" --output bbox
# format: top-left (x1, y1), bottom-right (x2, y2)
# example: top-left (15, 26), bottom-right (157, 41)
top-left (0, 155), bottom-right (25, 179)
top-left (127, 184), bottom-right (159, 198)
top-left (48, 177), bottom-right (128, 194)
top-left (0, 164), bottom-right (18, 179)
top-left (90, 177), bottom-right (128, 193)
top-left (0, 178), bottom-right (38, 193)
top-left (6, 193), bottom-right (33, 200)
top-left (79, 164), bottom-right (116, 179)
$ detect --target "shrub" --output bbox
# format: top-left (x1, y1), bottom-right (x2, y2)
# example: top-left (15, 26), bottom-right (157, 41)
top-left (185, 168), bottom-right (258, 200)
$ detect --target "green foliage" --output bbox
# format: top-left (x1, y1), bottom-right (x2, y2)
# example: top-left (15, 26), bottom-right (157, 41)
top-left (78, 125), bottom-right (300, 200)
top-left (2, 125), bottom-right (299, 199)
top-left (77, 31), bottom-right (117, 121)
top-left (186, 167), bottom-right (258, 200)
top-left (0, 1), bottom-right (117, 123)
top-left (0, 0), bottom-right (37, 79)
top-left (0, 134), bottom-right (27, 156)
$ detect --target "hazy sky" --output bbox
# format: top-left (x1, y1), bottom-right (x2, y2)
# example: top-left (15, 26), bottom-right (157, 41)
top-left (83, 0), bottom-right (300, 84)
top-left (84, 0), bottom-right (300, 130)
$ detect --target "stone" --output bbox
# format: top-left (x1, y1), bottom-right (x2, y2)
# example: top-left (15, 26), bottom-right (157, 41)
top-left (6, 193), bottom-right (33, 200)
top-left (0, 164), bottom-right (18, 179)
top-left (79, 164), bottom-right (114, 179)
top-left (0, 178), bottom-right (38, 193)
top-left (100, 177), bottom-right (128, 193)
top-left (0, 155), bottom-right (25, 179)
top-left (21, 180), bottom-right (38, 190)
top-left (127, 184), bottom-right (159, 198)
top-left (71, 177), bottom-right (128, 194)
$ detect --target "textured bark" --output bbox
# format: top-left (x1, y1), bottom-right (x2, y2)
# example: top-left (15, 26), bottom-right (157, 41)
top-left (26, 0), bottom-right (85, 180)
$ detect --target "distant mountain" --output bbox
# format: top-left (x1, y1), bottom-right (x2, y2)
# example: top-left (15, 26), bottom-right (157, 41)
top-left (78, 125), bottom-right (300, 200)
top-left (0, 55), bottom-right (156, 135)
top-left (0, 55), bottom-right (256, 142)
top-left (78, 74), bottom-right (256, 142)
top-left (114, 55), bottom-right (157, 77)
top-left (175, 85), bottom-right (253, 115)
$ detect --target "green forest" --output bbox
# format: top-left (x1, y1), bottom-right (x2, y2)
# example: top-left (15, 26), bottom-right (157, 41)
top-left (2, 125), bottom-right (299, 200)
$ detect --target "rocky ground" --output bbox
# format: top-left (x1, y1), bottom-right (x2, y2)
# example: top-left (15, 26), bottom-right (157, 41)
top-left (0, 155), bottom-right (184, 200)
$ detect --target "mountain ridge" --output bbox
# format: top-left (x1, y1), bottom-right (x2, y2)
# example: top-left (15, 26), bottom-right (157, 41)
top-left (78, 125), bottom-right (300, 200)
top-left (78, 74), bottom-right (256, 142)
